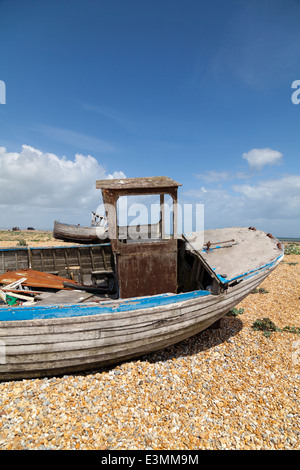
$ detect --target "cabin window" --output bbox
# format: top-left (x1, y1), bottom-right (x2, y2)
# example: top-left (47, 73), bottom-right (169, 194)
top-left (116, 194), bottom-right (175, 242)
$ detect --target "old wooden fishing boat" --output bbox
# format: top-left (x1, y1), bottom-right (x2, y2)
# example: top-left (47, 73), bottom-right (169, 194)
top-left (53, 218), bottom-right (109, 244)
top-left (0, 177), bottom-right (284, 380)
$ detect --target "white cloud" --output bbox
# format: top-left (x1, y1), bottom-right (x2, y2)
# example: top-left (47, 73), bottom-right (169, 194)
top-left (242, 148), bottom-right (283, 170)
top-left (195, 170), bottom-right (250, 183)
top-left (184, 175), bottom-right (300, 236)
top-left (233, 175), bottom-right (300, 219)
top-left (0, 145), bottom-right (126, 228)
top-left (195, 170), bottom-right (231, 183)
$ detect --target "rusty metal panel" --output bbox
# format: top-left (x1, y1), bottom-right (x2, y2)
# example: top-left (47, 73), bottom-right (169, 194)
top-left (117, 244), bottom-right (178, 299)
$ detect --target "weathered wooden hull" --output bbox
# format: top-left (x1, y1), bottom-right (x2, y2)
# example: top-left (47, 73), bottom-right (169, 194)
top-left (0, 257), bottom-right (281, 381)
top-left (53, 221), bottom-right (108, 244)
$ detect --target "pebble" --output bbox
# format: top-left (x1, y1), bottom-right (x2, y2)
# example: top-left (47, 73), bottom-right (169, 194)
top-left (0, 254), bottom-right (299, 450)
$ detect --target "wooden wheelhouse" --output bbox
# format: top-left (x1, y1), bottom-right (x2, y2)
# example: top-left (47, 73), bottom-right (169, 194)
top-left (96, 176), bottom-right (181, 299)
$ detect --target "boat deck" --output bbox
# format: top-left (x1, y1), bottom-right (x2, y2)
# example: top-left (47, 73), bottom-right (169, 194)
top-left (184, 227), bottom-right (283, 284)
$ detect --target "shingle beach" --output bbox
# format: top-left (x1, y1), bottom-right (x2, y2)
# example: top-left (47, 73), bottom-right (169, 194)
top-left (0, 241), bottom-right (299, 450)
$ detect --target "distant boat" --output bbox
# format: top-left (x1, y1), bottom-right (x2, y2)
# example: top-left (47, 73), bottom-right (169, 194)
top-left (53, 217), bottom-right (109, 244)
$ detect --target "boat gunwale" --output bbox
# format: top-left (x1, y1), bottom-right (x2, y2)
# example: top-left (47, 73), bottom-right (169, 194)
top-left (0, 289), bottom-right (212, 323)
top-left (216, 253), bottom-right (284, 284)
top-left (0, 253), bottom-right (282, 323)
top-left (0, 243), bottom-right (111, 252)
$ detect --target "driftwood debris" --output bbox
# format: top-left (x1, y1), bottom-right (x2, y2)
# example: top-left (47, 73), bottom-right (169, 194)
top-left (0, 269), bottom-right (80, 306)
top-left (0, 269), bottom-right (78, 290)
top-left (0, 267), bottom-right (114, 307)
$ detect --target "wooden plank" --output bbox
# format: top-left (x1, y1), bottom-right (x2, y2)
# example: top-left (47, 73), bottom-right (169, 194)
top-left (40, 250), bottom-right (45, 271)
top-left (101, 246), bottom-right (108, 271)
top-left (91, 270), bottom-right (113, 275)
top-left (36, 290), bottom-right (94, 305)
top-left (53, 250), bottom-right (57, 272)
top-left (2, 288), bottom-right (40, 295)
top-left (1, 277), bottom-right (27, 290)
top-left (2, 291), bottom-right (35, 301)
top-left (28, 247), bottom-right (33, 269)
top-left (64, 250), bottom-right (69, 273)
top-left (90, 247), bottom-right (95, 271)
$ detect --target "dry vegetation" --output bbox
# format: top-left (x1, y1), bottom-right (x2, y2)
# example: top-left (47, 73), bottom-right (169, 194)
top-left (0, 230), bottom-right (77, 247)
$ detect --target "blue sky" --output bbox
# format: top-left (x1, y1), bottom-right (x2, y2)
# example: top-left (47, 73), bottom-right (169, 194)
top-left (0, 0), bottom-right (300, 236)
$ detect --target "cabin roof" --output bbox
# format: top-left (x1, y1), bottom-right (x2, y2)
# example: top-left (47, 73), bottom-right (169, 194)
top-left (96, 176), bottom-right (181, 191)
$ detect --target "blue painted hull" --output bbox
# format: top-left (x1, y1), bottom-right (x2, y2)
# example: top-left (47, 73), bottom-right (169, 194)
top-left (0, 290), bottom-right (211, 321)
